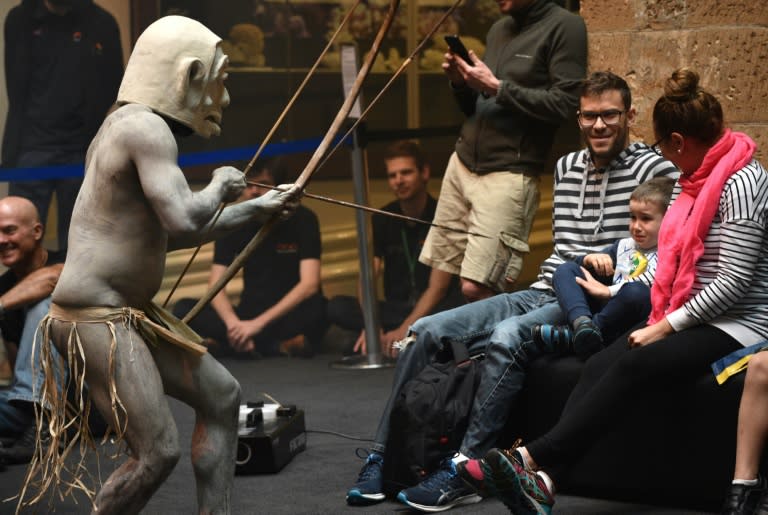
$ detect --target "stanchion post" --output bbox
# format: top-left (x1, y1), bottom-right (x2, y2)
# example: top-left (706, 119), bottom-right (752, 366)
top-left (331, 45), bottom-right (394, 370)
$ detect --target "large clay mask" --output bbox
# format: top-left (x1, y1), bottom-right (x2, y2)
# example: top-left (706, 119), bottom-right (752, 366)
top-left (117, 15), bottom-right (230, 138)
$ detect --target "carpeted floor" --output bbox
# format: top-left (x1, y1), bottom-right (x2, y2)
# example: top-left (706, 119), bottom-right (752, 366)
top-left (0, 354), bottom-right (715, 514)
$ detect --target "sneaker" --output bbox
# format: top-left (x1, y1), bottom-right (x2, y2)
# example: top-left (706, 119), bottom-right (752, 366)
top-left (346, 450), bottom-right (385, 505)
top-left (482, 448), bottom-right (554, 515)
top-left (456, 457), bottom-right (489, 497)
top-left (722, 477), bottom-right (766, 515)
top-left (755, 484), bottom-right (768, 515)
top-left (0, 423), bottom-right (44, 465)
top-left (571, 318), bottom-right (603, 358)
top-left (531, 323), bottom-right (573, 354)
top-left (397, 458), bottom-right (482, 512)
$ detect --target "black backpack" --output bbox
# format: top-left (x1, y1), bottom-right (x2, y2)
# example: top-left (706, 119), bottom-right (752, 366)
top-left (382, 340), bottom-right (481, 496)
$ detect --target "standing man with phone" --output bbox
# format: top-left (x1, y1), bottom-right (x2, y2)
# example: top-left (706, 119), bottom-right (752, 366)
top-left (420, 0), bottom-right (587, 302)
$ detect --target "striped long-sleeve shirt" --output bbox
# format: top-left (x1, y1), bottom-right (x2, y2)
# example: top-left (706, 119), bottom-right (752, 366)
top-left (531, 142), bottom-right (679, 290)
top-left (665, 159), bottom-right (768, 346)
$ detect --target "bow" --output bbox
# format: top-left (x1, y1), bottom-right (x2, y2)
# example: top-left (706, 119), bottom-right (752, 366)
top-left (183, 0), bottom-right (401, 323)
top-left (162, 0), bottom-right (365, 308)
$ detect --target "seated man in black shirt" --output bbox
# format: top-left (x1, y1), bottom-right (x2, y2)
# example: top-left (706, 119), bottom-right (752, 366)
top-left (173, 158), bottom-right (326, 358)
top-left (0, 196), bottom-right (66, 464)
top-left (328, 140), bottom-right (462, 356)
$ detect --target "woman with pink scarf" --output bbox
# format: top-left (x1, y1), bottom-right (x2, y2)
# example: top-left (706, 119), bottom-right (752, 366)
top-left (456, 68), bottom-right (768, 515)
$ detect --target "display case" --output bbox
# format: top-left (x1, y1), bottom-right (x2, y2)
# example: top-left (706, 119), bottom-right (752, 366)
top-left (131, 0), bottom-right (581, 179)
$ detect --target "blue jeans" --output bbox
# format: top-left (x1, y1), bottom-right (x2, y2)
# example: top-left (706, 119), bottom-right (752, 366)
top-left (372, 288), bottom-right (564, 458)
top-left (0, 297), bottom-right (61, 437)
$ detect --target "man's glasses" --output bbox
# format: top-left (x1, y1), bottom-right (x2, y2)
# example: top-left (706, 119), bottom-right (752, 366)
top-left (577, 109), bottom-right (625, 127)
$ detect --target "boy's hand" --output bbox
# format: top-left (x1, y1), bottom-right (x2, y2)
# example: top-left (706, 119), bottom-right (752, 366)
top-left (575, 267), bottom-right (611, 299)
top-left (582, 253), bottom-right (614, 277)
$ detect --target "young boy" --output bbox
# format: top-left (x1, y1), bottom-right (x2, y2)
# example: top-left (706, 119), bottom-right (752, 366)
top-left (532, 176), bottom-right (676, 357)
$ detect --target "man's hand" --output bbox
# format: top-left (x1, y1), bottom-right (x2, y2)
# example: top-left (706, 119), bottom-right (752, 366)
top-left (212, 166), bottom-right (247, 203)
top-left (352, 328), bottom-right (394, 356)
top-left (582, 253), bottom-right (615, 277)
top-left (442, 52), bottom-right (466, 87)
top-left (628, 318), bottom-right (673, 348)
top-left (451, 50), bottom-right (501, 97)
top-left (226, 316), bottom-right (266, 352)
top-left (382, 325), bottom-right (408, 357)
top-left (574, 267), bottom-right (611, 300)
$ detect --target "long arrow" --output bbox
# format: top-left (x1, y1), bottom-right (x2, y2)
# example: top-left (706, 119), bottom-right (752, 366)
top-left (247, 180), bottom-right (492, 238)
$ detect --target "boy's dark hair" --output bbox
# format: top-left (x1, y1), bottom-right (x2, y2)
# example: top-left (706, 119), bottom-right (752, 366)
top-left (383, 140), bottom-right (426, 170)
top-left (581, 71), bottom-right (632, 111)
top-left (631, 176), bottom-right (676, 212)
top-left (251, 156), bottom-right (286, 185)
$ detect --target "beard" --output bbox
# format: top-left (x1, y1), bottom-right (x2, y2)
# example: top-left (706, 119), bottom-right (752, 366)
top-left (585, 127), bottom-right (628, 165)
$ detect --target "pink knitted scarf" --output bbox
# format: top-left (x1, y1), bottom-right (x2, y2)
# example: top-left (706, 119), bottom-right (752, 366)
top-left (648, 129), bottom-right (756, 324)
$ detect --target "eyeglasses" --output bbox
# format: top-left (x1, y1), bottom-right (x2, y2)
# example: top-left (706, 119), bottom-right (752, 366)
top-left (577, 109), bottom-right (625, 127)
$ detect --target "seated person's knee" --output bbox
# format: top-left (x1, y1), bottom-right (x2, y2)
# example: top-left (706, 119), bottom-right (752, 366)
top-left (747, 352), bottom-right (768, 384)
top-left (461, 278), bottom-right (495, 303)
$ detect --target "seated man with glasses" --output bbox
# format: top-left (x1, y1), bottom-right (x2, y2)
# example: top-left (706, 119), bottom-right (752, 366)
top-left (346, 71), bottom-right (679, 512)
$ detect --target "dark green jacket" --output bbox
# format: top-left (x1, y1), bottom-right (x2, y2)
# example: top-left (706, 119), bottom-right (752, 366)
top-left (453, 0), bottom-right (587, 174)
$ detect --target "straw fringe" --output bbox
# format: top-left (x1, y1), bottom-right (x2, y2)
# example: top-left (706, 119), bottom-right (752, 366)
top-left (15, 303), bottom-right (203, 512)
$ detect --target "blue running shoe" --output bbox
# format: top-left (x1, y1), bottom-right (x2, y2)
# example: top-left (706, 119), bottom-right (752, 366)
top-left (346, 450), bottom-right (385, 505)
top-left (397, 458), bottom-right (482, 512)
top-left (531, 323), bottom-right (573, 354)
top-left (481, 448), bottom-right (554, 515)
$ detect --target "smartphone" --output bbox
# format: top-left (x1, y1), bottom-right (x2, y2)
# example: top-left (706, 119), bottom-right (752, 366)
top-left (444, 35), bottom-right (474, 66)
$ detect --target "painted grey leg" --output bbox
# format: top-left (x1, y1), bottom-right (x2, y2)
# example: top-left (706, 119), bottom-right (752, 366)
top-left (150, 341), bottom-right (241, 515)
top-left (49, 321), bottom-right (180, 515)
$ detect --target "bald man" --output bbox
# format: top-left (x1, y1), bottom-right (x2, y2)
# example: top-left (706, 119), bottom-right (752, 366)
top-left (0, 196), bottom-right (65, 464)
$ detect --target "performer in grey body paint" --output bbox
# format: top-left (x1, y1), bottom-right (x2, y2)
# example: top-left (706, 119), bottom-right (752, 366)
top-left (23, 16), bottom-right (299, 515)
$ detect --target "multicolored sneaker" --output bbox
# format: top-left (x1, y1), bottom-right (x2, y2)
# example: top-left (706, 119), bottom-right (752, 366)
top-left (456, 457), bottom-right (489, 497)
top-left (397, 458), bottom-right (482, 512)
top-left (531, 323), bottom-right (573, 354)
top-left (481, 448), bottom-right (554, 515)
top-left (346, 450), bottom-right (385, 505)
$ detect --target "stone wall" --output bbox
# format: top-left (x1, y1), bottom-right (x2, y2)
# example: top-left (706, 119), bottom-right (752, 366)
top-left (581, 0), bottom-right (768, 161)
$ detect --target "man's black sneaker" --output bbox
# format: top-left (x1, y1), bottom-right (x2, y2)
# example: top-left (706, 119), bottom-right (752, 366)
top-left (397, 458), bottom-right (482, 512)
top-left (722, 477), bottom-right (767, 515)
top-left (0, 423), bottom-right (43, 465)
top-left (346, 450), bottom-right (385, 505)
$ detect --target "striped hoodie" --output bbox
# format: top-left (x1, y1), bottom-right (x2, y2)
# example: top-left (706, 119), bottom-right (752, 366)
top-left (531, 142), bottom-right (679, 290)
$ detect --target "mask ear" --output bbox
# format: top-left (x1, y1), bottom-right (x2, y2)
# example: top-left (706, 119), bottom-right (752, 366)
top-left (176, 57), bottom-right (207, 108)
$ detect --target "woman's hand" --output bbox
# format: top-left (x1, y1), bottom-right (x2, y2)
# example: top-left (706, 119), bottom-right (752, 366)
top-left (628, 318), bottom-right (674, 348)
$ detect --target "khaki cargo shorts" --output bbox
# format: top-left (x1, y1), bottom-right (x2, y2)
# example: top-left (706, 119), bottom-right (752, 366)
top-left (419, 152), bottom-right (540, 292)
